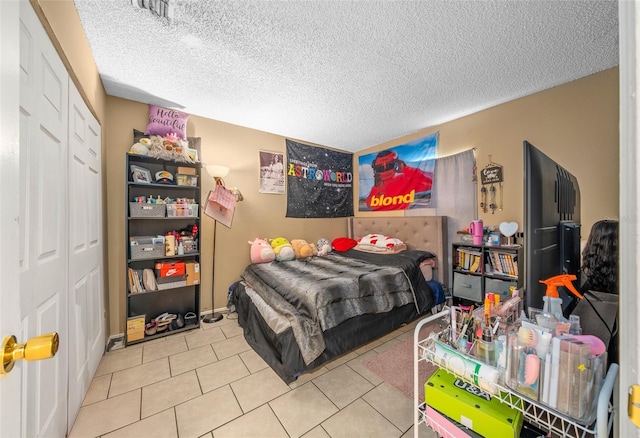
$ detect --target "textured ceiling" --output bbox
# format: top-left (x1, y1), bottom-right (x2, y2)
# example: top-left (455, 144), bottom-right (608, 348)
top-left (73, 0), bottom-right (618, 152)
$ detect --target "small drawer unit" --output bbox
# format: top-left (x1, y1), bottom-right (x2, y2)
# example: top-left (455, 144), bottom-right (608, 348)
top-left (452, 272), bottom-right (482, 302)
top-left (484, 277), bottom-right (518, 300)
top-left (451, 242), bottom-right (522, 304)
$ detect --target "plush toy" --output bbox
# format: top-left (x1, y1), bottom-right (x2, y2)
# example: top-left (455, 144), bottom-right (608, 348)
top-left (291, 239), bottom-right (316, 259)
top-left (129, 137), bottom-right (151, 155)
top-left (316, 238), bottom-right (332, 256)
top-left (270, 237), bottom-right (295, 261)
top-left (146, 134), bottom-right (194, 163)
top-left (248, 238), bottom-right (275, 264)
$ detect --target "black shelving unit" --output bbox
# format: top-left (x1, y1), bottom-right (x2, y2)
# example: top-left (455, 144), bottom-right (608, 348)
top-left (451, 242), bottom-right (523, 305)
top-left (125, 153), bottom-right (202, 345)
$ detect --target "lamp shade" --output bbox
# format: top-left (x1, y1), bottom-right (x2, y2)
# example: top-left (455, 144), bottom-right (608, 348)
top-left (206, 165), bottom-right (229, 178)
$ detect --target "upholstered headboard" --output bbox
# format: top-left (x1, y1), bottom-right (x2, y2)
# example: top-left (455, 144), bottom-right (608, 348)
top-left (349, 216), bottom-right (448, 286)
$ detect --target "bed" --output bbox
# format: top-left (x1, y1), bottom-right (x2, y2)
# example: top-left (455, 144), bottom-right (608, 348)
top-left (230, 216), bottom-right (448, 383)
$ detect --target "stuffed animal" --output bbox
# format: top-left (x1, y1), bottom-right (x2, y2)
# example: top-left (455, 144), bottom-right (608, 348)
top-left (291, 239), bottom-right (316, 259)
top-left (248, 238), bottom-right (275, 264)
top-left (316, 237), bottom-right (332, 256)
top-left (146, 134), bottom-right (194, 163)
top-left (270, 237), bottom-right (295, 261)
top-left (129, 137), bottom-right (151, 155)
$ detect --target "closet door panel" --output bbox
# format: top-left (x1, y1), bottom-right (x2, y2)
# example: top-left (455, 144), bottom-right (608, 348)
top-left (18, 2), bottom-right (69, 437)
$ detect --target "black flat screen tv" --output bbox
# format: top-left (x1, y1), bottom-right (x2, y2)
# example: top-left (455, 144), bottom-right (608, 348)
top-left (524, 141), bottom-right (581, 313)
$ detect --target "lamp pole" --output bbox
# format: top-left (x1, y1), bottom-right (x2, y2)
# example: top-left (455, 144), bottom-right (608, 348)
top-left (202, 214), bottom-right (223, 323)
top-left (202, 164), bottom-right (236, 324)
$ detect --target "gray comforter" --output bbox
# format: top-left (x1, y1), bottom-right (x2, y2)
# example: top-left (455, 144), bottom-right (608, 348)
top-left (240, 250), bottom-right (434, 365)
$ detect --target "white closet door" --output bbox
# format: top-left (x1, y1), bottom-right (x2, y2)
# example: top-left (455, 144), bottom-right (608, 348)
top-left (0, 0), bottom-right (23, 436)
top-left (18, 1), bottom-right (69, 437)
top-left (67, 83), bottom-right (104, 431)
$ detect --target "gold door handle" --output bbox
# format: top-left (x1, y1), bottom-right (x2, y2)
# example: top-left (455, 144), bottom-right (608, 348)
top-left (1, 332), bottom-right (59, 375)
top-left (630, 385), bottom-right (640, 427)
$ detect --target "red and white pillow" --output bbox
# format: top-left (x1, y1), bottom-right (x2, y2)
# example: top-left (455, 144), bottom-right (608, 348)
top-left (355, 233), bottom-right (407, 253)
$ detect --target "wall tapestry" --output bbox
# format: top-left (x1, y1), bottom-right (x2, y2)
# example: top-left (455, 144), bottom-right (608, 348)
top-left (358, 132), bottom-right (438, 211)
top-left (259, 150), bottom-right (285, 194)
top-left (286, 140), bottom-right (353, 218)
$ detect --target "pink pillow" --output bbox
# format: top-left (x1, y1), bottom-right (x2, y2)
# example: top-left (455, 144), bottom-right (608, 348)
top-left (145, 105), bottom-right (189, 140)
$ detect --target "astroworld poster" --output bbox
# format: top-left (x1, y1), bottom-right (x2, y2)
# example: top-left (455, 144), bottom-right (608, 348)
top-left (286, 140), bottom-right (353, 218)
top-left (358, 132), bottom-right (437, 211)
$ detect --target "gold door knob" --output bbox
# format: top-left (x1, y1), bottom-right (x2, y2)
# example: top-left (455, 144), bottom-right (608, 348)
top-left (1, 332), bottom-right (59, 375)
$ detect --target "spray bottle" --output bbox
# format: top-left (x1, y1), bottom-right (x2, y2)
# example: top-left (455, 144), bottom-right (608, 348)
top-left (539, 274), bottom-right (583, 322)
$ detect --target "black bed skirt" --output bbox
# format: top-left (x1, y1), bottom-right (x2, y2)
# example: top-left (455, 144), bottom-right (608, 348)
top-left (231, 281), bottom-right (425, 383)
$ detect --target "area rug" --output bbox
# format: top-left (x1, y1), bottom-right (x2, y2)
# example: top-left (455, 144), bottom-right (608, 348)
top-left (363, 323), bottom-right (442, 404)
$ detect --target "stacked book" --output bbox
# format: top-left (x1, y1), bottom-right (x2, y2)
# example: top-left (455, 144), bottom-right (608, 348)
top-left (486, 251), bottom-right (518, 276)
top-left (455, 247), bottom-right (482, 273)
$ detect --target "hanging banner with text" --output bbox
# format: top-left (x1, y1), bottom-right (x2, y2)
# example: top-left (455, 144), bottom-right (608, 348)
top-left (286, 140), bottom-right (353, 218)
top-left (358, 132), bottom-right (437, 211)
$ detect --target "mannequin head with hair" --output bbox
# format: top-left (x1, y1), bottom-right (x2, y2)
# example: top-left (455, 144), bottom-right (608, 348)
top-left (581, 219), bottom-right (619, 295)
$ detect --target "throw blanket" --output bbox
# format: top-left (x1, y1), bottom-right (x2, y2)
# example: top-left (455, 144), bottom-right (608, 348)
top-left (240, 250), bottom-right (435, 365)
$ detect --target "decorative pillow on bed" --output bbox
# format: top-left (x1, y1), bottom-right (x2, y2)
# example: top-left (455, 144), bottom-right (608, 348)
top-left (354, 233), bottom-right (408, 254)
top-left (331, 237), bottom-right (358, 252)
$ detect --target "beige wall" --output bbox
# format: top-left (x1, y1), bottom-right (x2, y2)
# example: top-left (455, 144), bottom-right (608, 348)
top-left (357, 68), bottom-right (620, 238)
top-left (33, 2), bottom-right (620, 338)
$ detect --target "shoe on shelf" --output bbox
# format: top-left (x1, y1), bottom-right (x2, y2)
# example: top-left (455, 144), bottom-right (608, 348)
top-left (154, 313), bottom-right (177, 332)
top-left (184, 312), bottom-right (198, 326)
top-left (171, 314), bottom-right (185, 330)
top-left (145, 321), bottom-right (157, 336)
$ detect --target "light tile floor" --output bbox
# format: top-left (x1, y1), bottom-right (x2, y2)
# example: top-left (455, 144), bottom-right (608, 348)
top-left (69, 315), bottom-right (438, 438)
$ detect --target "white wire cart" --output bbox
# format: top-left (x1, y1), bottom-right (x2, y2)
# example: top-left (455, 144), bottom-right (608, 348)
top-left (413, 307), bottom-right (618, 438)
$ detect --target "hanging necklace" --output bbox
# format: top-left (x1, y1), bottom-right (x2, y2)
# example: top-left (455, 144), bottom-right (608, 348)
top-left (480, 186), bottom-right (488, 213)
top-left (489, 184), bottom-right (497, 214)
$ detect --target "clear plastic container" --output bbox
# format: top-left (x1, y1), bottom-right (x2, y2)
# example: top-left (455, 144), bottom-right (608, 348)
top-left (166, 203), bottom-right (198, 217)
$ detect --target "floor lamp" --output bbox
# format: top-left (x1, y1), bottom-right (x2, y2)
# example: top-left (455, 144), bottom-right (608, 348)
top-left (202, 165), bottom-right (230, 324)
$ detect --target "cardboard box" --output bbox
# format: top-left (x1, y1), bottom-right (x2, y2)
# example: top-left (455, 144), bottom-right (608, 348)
top-left (155, 261), bottom-right (185, 278)
top-left (127, 315), bottom-right (145, 342)
top-left (186, 261), bottom-right (200, 285)
top-left (177, 166), bottom-right (196, 176)
top-left (425, 369), bottom-right (523, 438)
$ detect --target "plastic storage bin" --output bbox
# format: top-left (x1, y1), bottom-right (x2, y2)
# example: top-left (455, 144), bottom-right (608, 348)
top-left (166, 203), bottom-right (198, 217)
top-left (176, 174), bottom-right (198, 187)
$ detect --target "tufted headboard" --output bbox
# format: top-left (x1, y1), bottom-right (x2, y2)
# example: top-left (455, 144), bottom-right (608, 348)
top-left (349, 216), bottom-right (448, 286)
